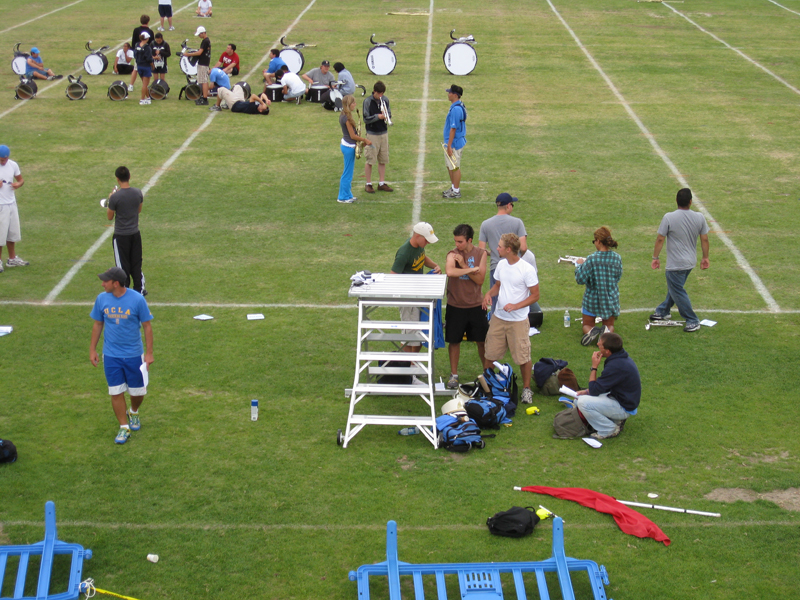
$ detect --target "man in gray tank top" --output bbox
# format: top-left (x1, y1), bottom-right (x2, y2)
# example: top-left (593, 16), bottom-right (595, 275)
top-left (650, 188), bottom-right (709, 332)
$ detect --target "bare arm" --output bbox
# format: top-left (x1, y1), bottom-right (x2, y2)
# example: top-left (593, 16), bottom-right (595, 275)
top-left (345, 120), bottom-right (371, 145)
top-left (142, 321), bottom-right (154, 369)
top-left (482, 281), bottom-right (501, 310)
top-left (700, 234), bottom-right (709, 269)
top-left (445, 252), bottom-right (478, 278)
top-left (651, 234), bottom-right (666, 270)
top-left (519, 235), bottom-right (528, 255)
top-left (447, 128), bottom-right (456, 155)
top-left (467, 250), bottom-right (487, 286)
top-left (107, 208), bottom-right (115, 221)
top-left (502, 284), bottom-right (540, 313)
top-left (90, 320), bottom-right (104, 366)
top-left (423, 254), bottom-right (440, 273)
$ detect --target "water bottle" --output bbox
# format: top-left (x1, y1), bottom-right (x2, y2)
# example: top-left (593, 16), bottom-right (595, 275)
top-left (251, 399), bottom-right (258, 421)
top-left (398, 427), bottom-right (418, 435)
top-left (563, 310), bottom-right (570, 328)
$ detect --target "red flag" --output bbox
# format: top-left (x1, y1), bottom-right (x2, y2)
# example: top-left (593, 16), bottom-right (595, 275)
top-left (521, 486), bottom-right (671, 546)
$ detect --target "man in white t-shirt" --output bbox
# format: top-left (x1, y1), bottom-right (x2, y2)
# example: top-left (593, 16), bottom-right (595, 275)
top-left (196, 0), bottom-right (212, 17)
top-left (157, 0), bottom-right (175, 31)
top-left (279, 65), bottom-right (306, 104)
top-left (0, 145), bottom-right (28, 272)
top-left (482, 233), bottom-right (539, 403)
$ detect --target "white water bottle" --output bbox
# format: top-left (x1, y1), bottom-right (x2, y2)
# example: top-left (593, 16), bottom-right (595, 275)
top-left (251, 399), bottom-right (258, 421)
top-left (564, 310), bottom-right (570, 328)
top-left (398, 427), bottom-right (418, 435)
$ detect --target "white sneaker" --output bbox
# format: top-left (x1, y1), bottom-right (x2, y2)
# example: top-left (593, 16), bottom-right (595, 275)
top-left (139, 99), bottom-right (148, 105)
top-left (337, 197), bottom-right (356, 204)
top-left (169, 26), bottom-right (175, 31)
top-left (0, 262), bottom-right (4, 273)
top-left (157, 26), bottom-right (165, 31)
top-left (127, 84), bottom-right (134, 92)
top-left (6, 257), bottom-right (29, 267)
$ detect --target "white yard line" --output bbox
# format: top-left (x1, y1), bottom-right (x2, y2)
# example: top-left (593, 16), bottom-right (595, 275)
top-left (411, 0), bottom-right (436, 226)
top-left (0, 0), bottom-right (86, 35)
top-left (766, 0), bottom-right (800, 18)
top-left (547, 0), bottom-right (781, 313)
top-left (41, 0), bottom-right (319, 304)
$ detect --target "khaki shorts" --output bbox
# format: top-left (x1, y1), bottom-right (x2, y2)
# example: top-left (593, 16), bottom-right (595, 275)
top-left (399, 305), bottom-right (421, 347)
top-left (445, 146), bottom-right (463, 171)
top-left (484, 315), bottom-right (531, 366)
top-left (364, 133), bottom-right (389, 165)
top-left (0, 203), bottom-right (21, 246)
top-left (218, 85), bottom-right (245, 105)
top-left (196, 65), bottom-right (210, 84)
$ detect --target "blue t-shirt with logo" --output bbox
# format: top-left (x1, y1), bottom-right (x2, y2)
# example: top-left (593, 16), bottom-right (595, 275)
top-left (90, 289), bottom-right (153, 358)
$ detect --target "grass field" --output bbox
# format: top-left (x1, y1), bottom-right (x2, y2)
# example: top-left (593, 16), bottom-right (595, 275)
top-left (2, 0), bottom-right (800, 598)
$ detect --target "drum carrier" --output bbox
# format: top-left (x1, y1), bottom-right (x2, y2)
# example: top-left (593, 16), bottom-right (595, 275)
top-left (366, 34), bottom-right (397, 76)
top-left (179, 39), bottom-right (199, 76)
top-left (178, 74), bottom-right (202, 101)
top-left (443, 29), bottom-right (477, 76)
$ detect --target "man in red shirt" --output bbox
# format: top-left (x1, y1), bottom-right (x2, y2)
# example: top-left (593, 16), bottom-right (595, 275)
top-left (215, 43), bottom-right (240, 76)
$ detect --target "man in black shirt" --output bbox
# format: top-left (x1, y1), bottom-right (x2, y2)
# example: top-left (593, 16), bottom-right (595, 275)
top-left (106, 166), bottom-right (146, 295)
top-left (183, 26), bottom-right (211, 105)
top-left (362, 81), bottom-right (393, 193)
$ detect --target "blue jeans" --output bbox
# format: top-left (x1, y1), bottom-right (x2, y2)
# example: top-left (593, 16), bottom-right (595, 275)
top-left (655, 269), bottom-right (698, 325)
top-left (339, 144), bottom-right (355, 200)
top-left (576, 393), bottom-right (631, 437)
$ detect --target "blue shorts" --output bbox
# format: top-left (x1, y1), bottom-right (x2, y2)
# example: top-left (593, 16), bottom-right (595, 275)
top-left (26, 67), bottom-right (47, 77)
top-left (104, 355), bottom-right (148, 396)
top-left (137, 66), bottom-right (153, 78)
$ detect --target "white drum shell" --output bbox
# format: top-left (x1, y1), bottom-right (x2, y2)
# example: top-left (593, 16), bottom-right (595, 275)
top-left (279, 48), bottom-right (304, 73)
top-left (12, 56), bottom-right (28, 76)
top-left (366, 45), bottom-right (397, 76)
top-left (443, 42), bottom-right (477, 76)
top-left (180, 55), bottom-right (198, 76)
top-left (84, 53), bottom-right (108, 76)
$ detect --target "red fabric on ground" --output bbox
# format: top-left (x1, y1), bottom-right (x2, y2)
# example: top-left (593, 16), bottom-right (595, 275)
top-left (521, 486), bottom-right (671, 546)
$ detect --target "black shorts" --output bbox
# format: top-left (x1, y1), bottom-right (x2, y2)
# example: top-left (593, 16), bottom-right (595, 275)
top-left (445, 305), bottom-right (489, 344)
top-left (158, 5), bottom-right (173, 17)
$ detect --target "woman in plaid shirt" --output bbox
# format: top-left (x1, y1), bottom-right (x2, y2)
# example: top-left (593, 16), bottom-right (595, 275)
top-left (575, 227), bottom-right (622, 346)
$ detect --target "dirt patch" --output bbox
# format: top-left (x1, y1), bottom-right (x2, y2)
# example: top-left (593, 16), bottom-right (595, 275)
top-left (705, 488), bottom-right (800, 511)
top-left (396, 455), bottom-right (415, 470)
top-left (0, 525), bottom-right (8, 545)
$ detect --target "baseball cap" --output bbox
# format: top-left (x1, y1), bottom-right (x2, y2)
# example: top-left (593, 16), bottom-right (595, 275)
top-left (321, 60), bottom-right (330, 66)
top-left (98, 267), bottom-right (127, 285)
top-left (495, 192), bottom-right (518, 206)
top-left (140, 32), bottom-right (150, 40)
top-left (412, 222), bottom-right (438, 244)
top-left (446, 84), bottom-right (463, 97)
top-left (195, 26), bottom-right (206, 36)
top-left (0, 145), bottom-right (9, 158)
top-left (30, 47), bottom-right (40, 54)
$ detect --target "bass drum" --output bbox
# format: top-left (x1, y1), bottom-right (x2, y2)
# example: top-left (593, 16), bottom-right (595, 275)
top-left (265, 83), bottom-right (284, 102)
top-left (366, 45), bottom-right (397, 76)
top-left (279, 48), bottom-right (303, 73)
top-left (443, 42), bottom-right (477, 76)
top-left (149, 79), bottom-right (170, 100)
top-left (15, 79), bottom-right (38, 100)
top-left (12, 55), bottom-right (28, 76)
top-left (84, 52), bottom-right (108, 75)
top-left (107, 80), bottom-right (128, 101)
top-left (180, 55), bottom-right (198, 76)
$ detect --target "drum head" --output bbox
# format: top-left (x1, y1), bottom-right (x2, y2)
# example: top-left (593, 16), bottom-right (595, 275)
top-left (443, 42), bottom-right (477, 76)
top-left (16, 81), bottom-right (38, 100)
top-left (149, 79), bottom-right (170, 100)
top-left (180, 55), bottom-right (198, 76)
top-left (184, 83), bottom-right (202, 101)
top-left (308, 84), bottom-right (327, 103)
top-left (84, 53), bottom-right (108, 76)
top-left (12, 56), bottom-right (28, 76)
top-left (367, 46), bottom-right (397, 76)
top-left (108, 81), bottom-right (128, 101)
top-left (279, 48), bottom-right (304, 73)
top-left (66, 82), bottom-right (87, 100)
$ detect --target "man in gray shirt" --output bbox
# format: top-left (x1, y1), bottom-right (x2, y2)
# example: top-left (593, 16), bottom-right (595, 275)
top-left (107, 166), bottom-right (146, 295)
top-left (650, 188), bottom-right (709, 332)
top-left (478, 192), bottom-right (528, 312)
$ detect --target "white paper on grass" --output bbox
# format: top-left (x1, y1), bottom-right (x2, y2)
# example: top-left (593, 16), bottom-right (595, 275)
top-left (0, 326), bottom-right (13, 337)
top-left (247, 313), bottom-right (265, 320)
top-left (699, 319), bottom-right (717, 327)
top-left (582, 437), bottom-right (602, 449)
top-left (558, 385), bottom-right (578, 398)
top-left (193, 314), bottom-right (214, 321)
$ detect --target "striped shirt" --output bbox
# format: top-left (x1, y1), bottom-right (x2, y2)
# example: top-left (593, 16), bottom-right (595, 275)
top-left (575, 250), bottom-right (622, 319)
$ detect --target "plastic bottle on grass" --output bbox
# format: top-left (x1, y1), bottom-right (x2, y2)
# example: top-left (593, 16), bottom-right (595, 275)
top-left (251, 399), bottom-right (259, 421)
top-left (398, 427), bottom-right (418, 436)
top-left (563, 310), bottom-right (570, 328)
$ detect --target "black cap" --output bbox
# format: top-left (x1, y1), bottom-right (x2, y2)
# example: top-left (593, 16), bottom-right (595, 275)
top-left (98, 267), bottom-right (127, 285)
top-left (495, 192), bottom-right (518, 206)
top-left (321, 60), bottom-right (330, 66)
top-left (446, 84), bottom-right (463, 97)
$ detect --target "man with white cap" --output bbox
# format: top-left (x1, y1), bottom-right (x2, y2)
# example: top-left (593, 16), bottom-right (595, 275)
top-left (90, 267), bottom-right (154, 445)
top-left (391, 223), bottom-right (441, 353)
top-left (183, 26), bottom-right (211, 105)
top-left (0, 145), bottom-right (28, 272)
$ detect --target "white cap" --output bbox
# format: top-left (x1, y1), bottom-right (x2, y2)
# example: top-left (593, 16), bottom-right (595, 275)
top-left (412, 222), bottom-right (438, 244)
top-left (140, 32), bottom-right (150, 40)
top-left (194, 26), bottom-right (206, 36)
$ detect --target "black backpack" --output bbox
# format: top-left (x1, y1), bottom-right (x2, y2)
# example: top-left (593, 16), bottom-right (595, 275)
top-left (486, 506), bottom-right (540, 538)
top-left (465, 397), bottom-right (507, 429)
top-left (0, 439), bottom-right (17, 463)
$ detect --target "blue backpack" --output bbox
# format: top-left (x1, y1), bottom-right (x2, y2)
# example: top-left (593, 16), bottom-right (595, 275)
top-left (465, 397), bottom-right (509, 429)
top-left (483, 364), bottom-right (519, 416)
top-left (436, 414), bottom-right (487, 452)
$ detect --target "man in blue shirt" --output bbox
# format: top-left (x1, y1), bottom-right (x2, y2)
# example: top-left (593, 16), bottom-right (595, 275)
top-left (443, 85), bottom-right (467, 198)
top-left (575, 332), bottom-right (641, 440)
top-left (263, 49), bottom-right (287, 84)
top-left (90, 267), bottom-right (154, 445)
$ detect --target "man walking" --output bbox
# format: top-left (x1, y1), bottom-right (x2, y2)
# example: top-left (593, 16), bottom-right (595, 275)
top-left (0, 145), bottom-right (28, 272)
top-left (107, 166), bottom-right (146, 295)
top-left (576, 332), bottom-right (641, 440)
top-left (650, 188), bottom-right (710, 332)
top-left (444, 224), bottom-right (487, 389)
top-left (482, 233), bottom-right (538, 403)
top-left (479, 192), bottom-right (528, 312)
top-left (363, 81), bottom-right (393, 193)
top-left (442, 84), bottom-right (467, 198)
top-left (90, 267), bottom-right (154, 445)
